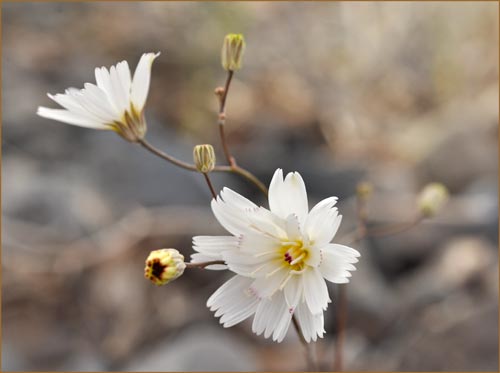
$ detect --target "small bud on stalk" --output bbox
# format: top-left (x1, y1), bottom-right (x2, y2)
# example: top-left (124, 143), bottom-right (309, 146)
top-left (417, 183), bottom-right (449, 217)
top-left (356, 181), bottom-right (373, 200)
top-left (193, 144), bottom-right (216, 173)
top-left (221, 34), bottom-right (245, 71)
top-left (144, 249), bottom-right (186, 286)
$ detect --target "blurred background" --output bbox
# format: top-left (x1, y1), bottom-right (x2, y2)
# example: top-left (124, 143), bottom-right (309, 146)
top-left (2, 1), bottom-right (498, 371)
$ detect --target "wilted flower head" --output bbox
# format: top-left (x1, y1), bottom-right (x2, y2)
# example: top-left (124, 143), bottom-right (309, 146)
top-left (418, 182), bottom-right (449, 217)
top-left (37, 52), bottom-right (160, 142)
top-left (193, 144), bottom-right (216, 173)
top-left (221, 34), bottom-right (245, 71)
top-left (145, 248), bottom-right (186, 286)
top-left (191, 168), bottom-right (360, 342)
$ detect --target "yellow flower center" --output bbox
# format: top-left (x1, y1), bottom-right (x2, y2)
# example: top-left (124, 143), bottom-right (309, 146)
top-left (281, 240), bottom-right (309, 271)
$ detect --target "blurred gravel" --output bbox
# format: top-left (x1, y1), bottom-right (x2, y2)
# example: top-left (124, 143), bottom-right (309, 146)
top-left (2, 1), bottom-right (498, 371)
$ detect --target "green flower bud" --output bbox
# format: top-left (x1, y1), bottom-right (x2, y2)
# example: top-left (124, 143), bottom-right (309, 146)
top-left (193, 144), bottom-right (216, 173)
top-left (221, 34), bottom-right (245, 71)
top-left (144, 249), bottom-right (186, 286)
top-left (417, 183), bottom-right (449, 217)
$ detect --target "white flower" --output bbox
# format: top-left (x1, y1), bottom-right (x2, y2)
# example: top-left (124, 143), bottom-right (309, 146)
top-left (191, 168), bottom-right (360, 343)
top-left (37, 52), bottom-right (160, 142)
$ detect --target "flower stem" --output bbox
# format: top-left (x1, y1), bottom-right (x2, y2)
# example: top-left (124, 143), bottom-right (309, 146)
top-left (217, 70), bottom-right (235, 166)
top-left (137, 138), bottom-right (197, 171)
top-left (185, 260), bottom-right (226, 269)
top-left (366, 215), bottom-right (424, 237)
top-left (203, 173), bottom-right (217, 199)
top-left (292, 315), bottom-right (316, 371)
top-left (216, 165), bottom-right (269, 197)
top-left (137, 138), bottom-right (268, 197)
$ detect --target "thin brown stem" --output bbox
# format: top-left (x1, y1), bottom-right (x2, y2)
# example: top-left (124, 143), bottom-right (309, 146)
top-left (137, 138), bottom-right (197, 171)
top-left (366, 215), bottom-right (424, 237)
top-left (203, 173), bottom-right (217, 199)
top-left (334, 285), bottom-right (347, 372)
top-left (137, 138), bottom-right (268, 197)
top-left (217, 70), bottom-right (235, 166)
top-left (292, 315), bottom-right (315, 371)
top-left (185, 260), bottom-right (226, 269)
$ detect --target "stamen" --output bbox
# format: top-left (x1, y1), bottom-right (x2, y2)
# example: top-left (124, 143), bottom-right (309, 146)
top-left (290, 253), bottom-right (306, 266)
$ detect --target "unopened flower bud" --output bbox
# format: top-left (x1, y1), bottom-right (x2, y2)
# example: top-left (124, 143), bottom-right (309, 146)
top-left (417, 183), bottom-right (449, 217)
top-left (356, 181), bottom-right (373, 200)
top-left (193, 144), bottom-right (216, 173)
top-left (221, 34), bottom-right (245, 71)
top-left (144, 249), bottom-right (186, 286)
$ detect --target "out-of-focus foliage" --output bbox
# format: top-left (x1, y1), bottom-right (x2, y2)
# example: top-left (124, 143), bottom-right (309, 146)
top-left (2, 2), bottom-right (498, 371)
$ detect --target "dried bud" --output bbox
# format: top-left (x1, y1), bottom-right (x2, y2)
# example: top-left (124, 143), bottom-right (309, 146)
top-left (144, 249), bottom-right (186, 286)
top-left (193, 144), bottom-right (216, 173)
top-left (356, 181), bottom-right (373, 200)
top-left (221, 34), bottom-right (245, 71)
top-left (417, 183), bottom-right (449, 217)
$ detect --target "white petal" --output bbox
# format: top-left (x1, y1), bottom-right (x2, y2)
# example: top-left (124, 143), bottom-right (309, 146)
top-left (252, 292), bottom-right (292, 342)
top-left (131, 52), bottom-right (160, 111)
top-left (207, 275), bottom-right (257, 328)
top-left (285, 214), bottom-right (302, 241)
top-left (252, 298), bottom-right (274, 336)
top-left (319, 244), bottom-right (360, 283)
top-left (304, 197), bottom-right (341, 245)
top-left (222, 250), bottom-right (278, 277)
top-left (220, 187), bottom-right (258, 211)
top-left (109, 65), bottom-right (128, 114)
top-left (116, 60), bottom-right (131, 103)
top-left (246, 207), bottom-right (287, 239)
top-left (211, 195), bottom-right (252, 236)
top-left (303, 267), bottom-right (331, 314)
top-left (47, 92), bottom-right (102, 123)
top-left (37, 107), bottom-right (107, 129)
top-left (283, 274), bottom-right (303, 308)
top-left (268, 169), bottom-right (309, 225)
top-left (306, 246), bottom-right (322, 268)
top-left (82, 83), bottom-right (120, 121)
top-left (238, 233), bottom-right (280, 255)
top-left (94, 66), bottom-right (121, 116)
top-left (189, 253), bottom-right (227, 270)
top-left (249, 267), bottom-right (289, 298)
top-left (207, 275), bottom-right (252, 309)
top-left (192, 235), bottom-right (239, 255)
top-left (295, 302), bottom-right (325, 342)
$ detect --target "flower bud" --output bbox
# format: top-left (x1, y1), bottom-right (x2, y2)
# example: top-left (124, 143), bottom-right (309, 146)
top-left (193, 144), bottom-right (216, 173)
top-left (221, 34), bottom-right (245, 71)
top-left (144, 249), bottom-right (186, 286)
top-left (417, 183), bottom-right (449, 217)
top-left (356, 181), bottom-right (373, 200)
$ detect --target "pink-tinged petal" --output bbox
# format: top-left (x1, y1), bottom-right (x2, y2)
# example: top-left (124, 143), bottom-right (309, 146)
top-left (319, 244), bottom-right (359, 283)
top-left (303, 267), bottom-right (331, 314)
top-left (305, 246), bottom-right (322, 268)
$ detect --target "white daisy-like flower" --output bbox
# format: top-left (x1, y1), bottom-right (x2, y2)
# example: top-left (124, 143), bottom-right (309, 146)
top-left (191, 168), bottom-right (360, 343)
top-left (37, 52), bottom-right (160, 142)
